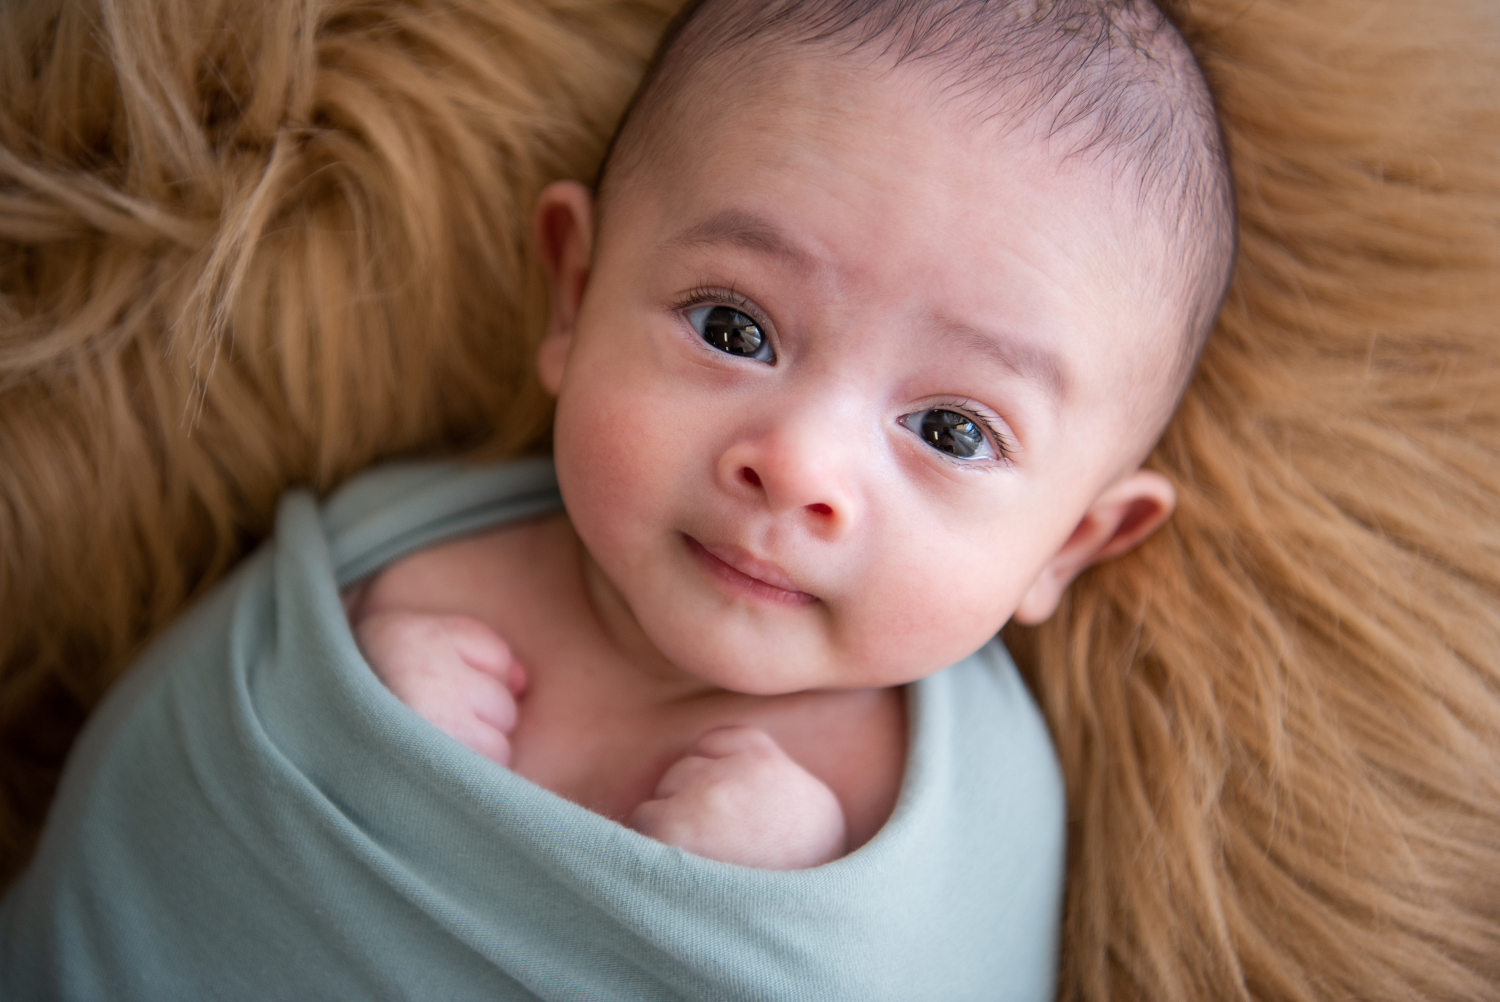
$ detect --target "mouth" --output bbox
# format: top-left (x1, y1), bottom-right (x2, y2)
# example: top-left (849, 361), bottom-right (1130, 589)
top-left (683, 535), bottom-right (817, 607)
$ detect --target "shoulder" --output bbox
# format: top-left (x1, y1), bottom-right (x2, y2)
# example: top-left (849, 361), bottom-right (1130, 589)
top-left (353, 511), bottom-right (575, 625)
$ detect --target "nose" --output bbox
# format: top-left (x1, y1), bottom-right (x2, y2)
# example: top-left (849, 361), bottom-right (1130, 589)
top-left (716, 403), bottom-right (860, 535)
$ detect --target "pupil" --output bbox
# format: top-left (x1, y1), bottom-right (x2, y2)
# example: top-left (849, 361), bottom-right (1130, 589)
top-left (921, 409), bottom-right (983, 458)
top-left (702, 306), bottom-right (763, 356)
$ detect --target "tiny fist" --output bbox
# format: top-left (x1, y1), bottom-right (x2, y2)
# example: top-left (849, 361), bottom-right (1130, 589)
top-left (631, 726), bottom-right (848, 870)
top-left (352, 611), bottom-right (523, 766)
top-left (356, 612), bottom-right (520, 689)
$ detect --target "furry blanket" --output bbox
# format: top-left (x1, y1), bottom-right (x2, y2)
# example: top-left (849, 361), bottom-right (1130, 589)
top-left (1, 0), bottom-right (1497, 998)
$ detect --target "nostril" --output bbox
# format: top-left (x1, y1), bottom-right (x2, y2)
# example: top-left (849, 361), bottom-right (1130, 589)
top-left (808, 503), bottom-right (833, 516)
top-left (740, 467), bottom-right (762, 488)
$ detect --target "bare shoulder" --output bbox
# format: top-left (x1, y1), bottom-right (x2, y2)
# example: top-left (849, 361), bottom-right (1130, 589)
top-left (348, 513), bottom-right (578, 636)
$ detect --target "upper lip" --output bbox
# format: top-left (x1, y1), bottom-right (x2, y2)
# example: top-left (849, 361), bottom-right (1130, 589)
top-left (696, 540), bottom-right (807, 595)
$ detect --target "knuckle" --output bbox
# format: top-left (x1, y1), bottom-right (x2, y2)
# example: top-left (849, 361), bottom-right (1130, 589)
top-left (695, 724), bottom-right (777, 758)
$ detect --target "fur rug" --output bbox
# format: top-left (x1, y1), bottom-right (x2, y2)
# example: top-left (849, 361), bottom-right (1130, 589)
top-left (2, 0), bottom-right (1497, 999)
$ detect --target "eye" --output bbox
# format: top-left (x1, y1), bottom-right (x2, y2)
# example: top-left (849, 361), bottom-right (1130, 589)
top-left (901, 408), bottom-right (998, 461)
top-left (687, 305), bottom-right (774, 362)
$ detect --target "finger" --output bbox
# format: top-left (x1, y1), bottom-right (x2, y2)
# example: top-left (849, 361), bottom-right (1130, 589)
top-left (465, 672), bottom-right (521, 734)
top-left (651, 753), bottom-right (719, 799)
top-left (628, 796), bottom-right (707, 848)
top-left (690, 725), bottom-right (781, 760)
top-left (436, 615), bottom-right (514, 679)
top-left (628, 797), bottom-right (667, 837)
top-left (408, 692), bottom-right (515, 765)
top-left (505, 660), bottom-right (528, 697)
top-left (439, 616), bottom-right (526, 695)
top-left (402, 665), bottom-right (519, 734)
top-left (439, 715), bottom-right (513, 767)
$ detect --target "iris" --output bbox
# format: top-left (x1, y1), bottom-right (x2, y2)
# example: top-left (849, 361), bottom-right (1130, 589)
top-left (696, 306), bottom-right (765, 358)
top-left (915, 409), bottom-right (986, 459)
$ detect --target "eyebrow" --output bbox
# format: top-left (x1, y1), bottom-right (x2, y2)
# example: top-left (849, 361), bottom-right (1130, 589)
top-left (935, 321), bottom-right (1068, 403)
top-left (666, 209), bottom-right (1067, 401)
top-left (662, 209), bottom-right (818, 272)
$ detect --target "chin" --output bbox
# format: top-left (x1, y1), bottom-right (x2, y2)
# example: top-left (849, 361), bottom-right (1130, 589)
top-left (684, 654), bottom-right (816, 696)
top-left (651, 625), bottom-right (827, 696)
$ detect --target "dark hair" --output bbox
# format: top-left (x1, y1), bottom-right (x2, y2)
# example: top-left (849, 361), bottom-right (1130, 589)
top-left (597, 0), bottom-right (1236, 389)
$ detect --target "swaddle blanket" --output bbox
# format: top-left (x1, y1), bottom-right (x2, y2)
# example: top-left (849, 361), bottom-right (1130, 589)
top-left (0, 459), bottom-right (1065, 1001)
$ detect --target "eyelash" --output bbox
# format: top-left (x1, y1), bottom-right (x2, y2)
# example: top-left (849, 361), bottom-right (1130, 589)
top-left (670, 285), bottom-right (771, 329)
top-left (671, 287), bottom-right (1013, 466)
top-left (924, 397), bottom-right (1015, 468)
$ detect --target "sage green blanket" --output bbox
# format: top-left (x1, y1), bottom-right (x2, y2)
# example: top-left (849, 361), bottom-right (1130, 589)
top-left (1, 459), bottom-right (1065, 1001)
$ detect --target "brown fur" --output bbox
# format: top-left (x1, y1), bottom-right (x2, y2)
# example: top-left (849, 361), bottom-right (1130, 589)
top-left (1, 0), bottom-right (1497, 999)
top-left (1007, 1), bottom-right (1500, 998)
top-left (0, 0), bottom-right (676, 881)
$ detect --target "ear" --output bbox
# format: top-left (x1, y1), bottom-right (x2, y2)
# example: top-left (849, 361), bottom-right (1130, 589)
top-left (533, 180), bottom-right (594, 395)
top-left (1011, 469), bottom-right (1176, 625)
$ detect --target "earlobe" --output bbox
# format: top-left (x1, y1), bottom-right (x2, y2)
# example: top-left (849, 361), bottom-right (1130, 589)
top-left (532, 180), bottom-right (595, 395)
top-left (1012, 469), bottom-right (1177, 625)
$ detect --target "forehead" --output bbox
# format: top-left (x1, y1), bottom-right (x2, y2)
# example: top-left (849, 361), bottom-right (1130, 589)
top-left (602, 58), bottom-right (1181, 434)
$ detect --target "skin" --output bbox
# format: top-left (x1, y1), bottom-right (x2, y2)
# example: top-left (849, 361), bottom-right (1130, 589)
top-left (348, 57), bottom-right (1182, 869)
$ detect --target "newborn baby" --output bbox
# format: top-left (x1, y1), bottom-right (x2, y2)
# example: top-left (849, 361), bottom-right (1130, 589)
top-left (347, 0), bottom-right (1235, 870)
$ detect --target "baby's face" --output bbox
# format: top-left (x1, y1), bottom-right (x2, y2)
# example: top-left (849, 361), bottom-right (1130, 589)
top-left (539, 61), bottom-right (1181, 695)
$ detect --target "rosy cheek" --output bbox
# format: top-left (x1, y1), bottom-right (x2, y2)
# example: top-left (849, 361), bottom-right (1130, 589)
top-left (556, 410), bottom-right (631, 548)
top-left (821, 550), bottom-right (947, 675)
top-left (554, 366), bottom-right (686, 565)
top-left (857, 533), bottom-right (1024, 671)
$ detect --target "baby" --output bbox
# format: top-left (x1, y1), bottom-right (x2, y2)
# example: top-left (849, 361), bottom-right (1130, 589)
top-left (346, 0), bottom-right (1235, 870)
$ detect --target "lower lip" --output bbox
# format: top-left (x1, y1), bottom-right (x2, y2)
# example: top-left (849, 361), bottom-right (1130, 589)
top-left (684, 536), bottom-right (817, 607)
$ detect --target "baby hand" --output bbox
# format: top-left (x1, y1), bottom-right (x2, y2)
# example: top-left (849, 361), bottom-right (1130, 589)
top-left (629, 726), bottom-right (848, 870)
top-left (354, 612), bottom-right (525, 766)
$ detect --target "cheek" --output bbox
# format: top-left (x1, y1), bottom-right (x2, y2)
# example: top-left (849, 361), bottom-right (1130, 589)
top-left (551, 357), bottom-right (701, 570)
top-left (831, 521), bottom-right (1033, 678)
top-left (554, 380), bottom-right (640, 556)
top-left (834, 477), bottom-right (1098, 678)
